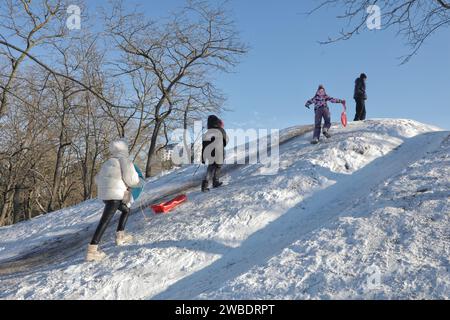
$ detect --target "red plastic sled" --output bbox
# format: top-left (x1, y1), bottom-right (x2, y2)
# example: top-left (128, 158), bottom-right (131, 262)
top-left (151, 194), bottom-right (187, 214)
top-left (341, 102), bottom-right (348, 127)
top-left (341, 112), bottom-right (348, 127)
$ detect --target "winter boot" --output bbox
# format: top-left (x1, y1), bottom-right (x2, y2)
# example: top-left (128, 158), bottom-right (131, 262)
top-left (213, 180), bottom-right (223, 189)
top-left (201, 180), bottom-right (210, 192)
top-left (116, 231), bottom-right (134, 246)
top-left (323, 129), bottom-right (331, 139)
top-left (311, 138), bottom-right (319, 145)
top-left (86, 244), bottom-right (106, 262)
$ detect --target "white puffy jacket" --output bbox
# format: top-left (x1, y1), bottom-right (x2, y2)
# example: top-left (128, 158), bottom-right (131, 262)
top-left (95, 140), bottom-right (140, 201)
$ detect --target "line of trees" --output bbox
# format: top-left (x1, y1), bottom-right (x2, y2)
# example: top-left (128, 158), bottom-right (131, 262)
top-left (0, 0), bottom-right (247, 226)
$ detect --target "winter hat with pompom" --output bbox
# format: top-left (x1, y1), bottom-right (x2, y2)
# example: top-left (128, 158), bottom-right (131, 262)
top-left (316, 84), bottom-right (326, 96)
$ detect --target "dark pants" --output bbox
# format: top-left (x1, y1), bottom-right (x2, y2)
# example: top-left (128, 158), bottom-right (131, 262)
top-left (354, 98), bottom-right (366, 121)
top-left (313, 107), bottom-right (331, 139)
top-left (205, 164), bottom-right (222, 185)
top-left (90, 200), bottom-right (130, 245)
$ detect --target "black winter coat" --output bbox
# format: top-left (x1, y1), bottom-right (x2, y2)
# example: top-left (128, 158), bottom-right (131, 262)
top-left (354, 77), bottom-right (367, 100)
top-left (202, 115), bottom-right (228, 165)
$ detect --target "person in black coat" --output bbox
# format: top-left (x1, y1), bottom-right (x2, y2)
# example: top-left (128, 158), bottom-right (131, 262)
top-left (202, 115), bottom-right (229, 192)
top-left (354, 73), bottom-right (368, 121)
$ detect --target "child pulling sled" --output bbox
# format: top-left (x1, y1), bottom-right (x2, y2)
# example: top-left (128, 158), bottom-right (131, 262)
top-left (86, 140), bottom-right (141, 262)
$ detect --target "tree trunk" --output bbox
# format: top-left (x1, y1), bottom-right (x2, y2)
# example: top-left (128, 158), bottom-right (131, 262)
top-left (0, 190), bottom-right (14, 226)
top-left (183, 105), bottom-right (192, 163)
top-left (82, 139), bottom-right (90, 200)
top-left (0, 53), bottom-right (27, 117)
top-left (47, 95), bottom-right (70, 212)
top-left (47, 140), bottom-right (66, 212)
top-left (145, 120), bottom-right (163, 177)
top-left (13, 184), bottom-right (23, 224)
top-left (25, 189), bottom-right (33, 221)
top-left (88, 154), bottom-right (98, 199)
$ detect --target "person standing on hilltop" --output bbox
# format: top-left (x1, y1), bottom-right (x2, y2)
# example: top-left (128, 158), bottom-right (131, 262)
top-left (354, 73), bottom-right (368, 121)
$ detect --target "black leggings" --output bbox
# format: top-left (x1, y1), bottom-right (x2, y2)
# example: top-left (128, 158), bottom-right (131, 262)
top-left (354, 98), bottom-right (366, 121)
top-left (90, 200), bottom-right (130, 245)
top-left (205, 164), bottom-right (222, 184)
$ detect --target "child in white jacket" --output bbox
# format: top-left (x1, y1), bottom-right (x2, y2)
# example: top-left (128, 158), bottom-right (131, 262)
top-left (87, 140), bottom-right (140, 262)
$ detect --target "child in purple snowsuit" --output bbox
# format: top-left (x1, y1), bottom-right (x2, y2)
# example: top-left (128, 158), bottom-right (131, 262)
top-left (305, 85), bottom-right (345, 144)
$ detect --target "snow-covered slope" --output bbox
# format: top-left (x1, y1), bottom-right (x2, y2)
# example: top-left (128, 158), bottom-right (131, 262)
top-left (0, 119), bottom-right (448, 300)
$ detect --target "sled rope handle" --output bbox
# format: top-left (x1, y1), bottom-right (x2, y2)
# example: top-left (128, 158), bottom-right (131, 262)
top-left (139, 200), bottom-right (151, 222)
top-left (135, 179), bottom-right (152, 222)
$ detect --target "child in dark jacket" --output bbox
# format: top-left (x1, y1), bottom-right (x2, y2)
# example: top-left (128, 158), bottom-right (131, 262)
top-left (202, 115), bottom-right (229, 192)
top-left (305, 85), bottom-right (345, 144)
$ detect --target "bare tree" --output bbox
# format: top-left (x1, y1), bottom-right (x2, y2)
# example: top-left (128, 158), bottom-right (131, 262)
top-left (309, 0), bottom-right (450, 63)
top-left (70, 37), bottom-right (119, 201)
top-left (0, 66), bottom-right (53, 225)
top-left (105, 0), bottom-right (247, 177)
top-left (0, 0), bottom-right (66, 118)
top-left (0, 0), bottom-right (247, 226)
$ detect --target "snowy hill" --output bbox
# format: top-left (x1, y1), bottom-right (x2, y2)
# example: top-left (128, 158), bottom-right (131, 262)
top-left (0, 119), bottom-right (449, 300)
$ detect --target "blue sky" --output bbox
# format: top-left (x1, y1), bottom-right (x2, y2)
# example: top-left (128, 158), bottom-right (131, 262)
top-left (90, 0), bottom-right (450, 130)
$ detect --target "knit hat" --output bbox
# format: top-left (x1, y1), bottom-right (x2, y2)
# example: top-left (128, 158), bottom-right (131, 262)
top-left (316, 84), bottom-right (326, 95)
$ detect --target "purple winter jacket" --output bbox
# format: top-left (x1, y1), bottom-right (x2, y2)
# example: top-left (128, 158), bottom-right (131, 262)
top-left (305, 93), bottom-right (344, 110)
